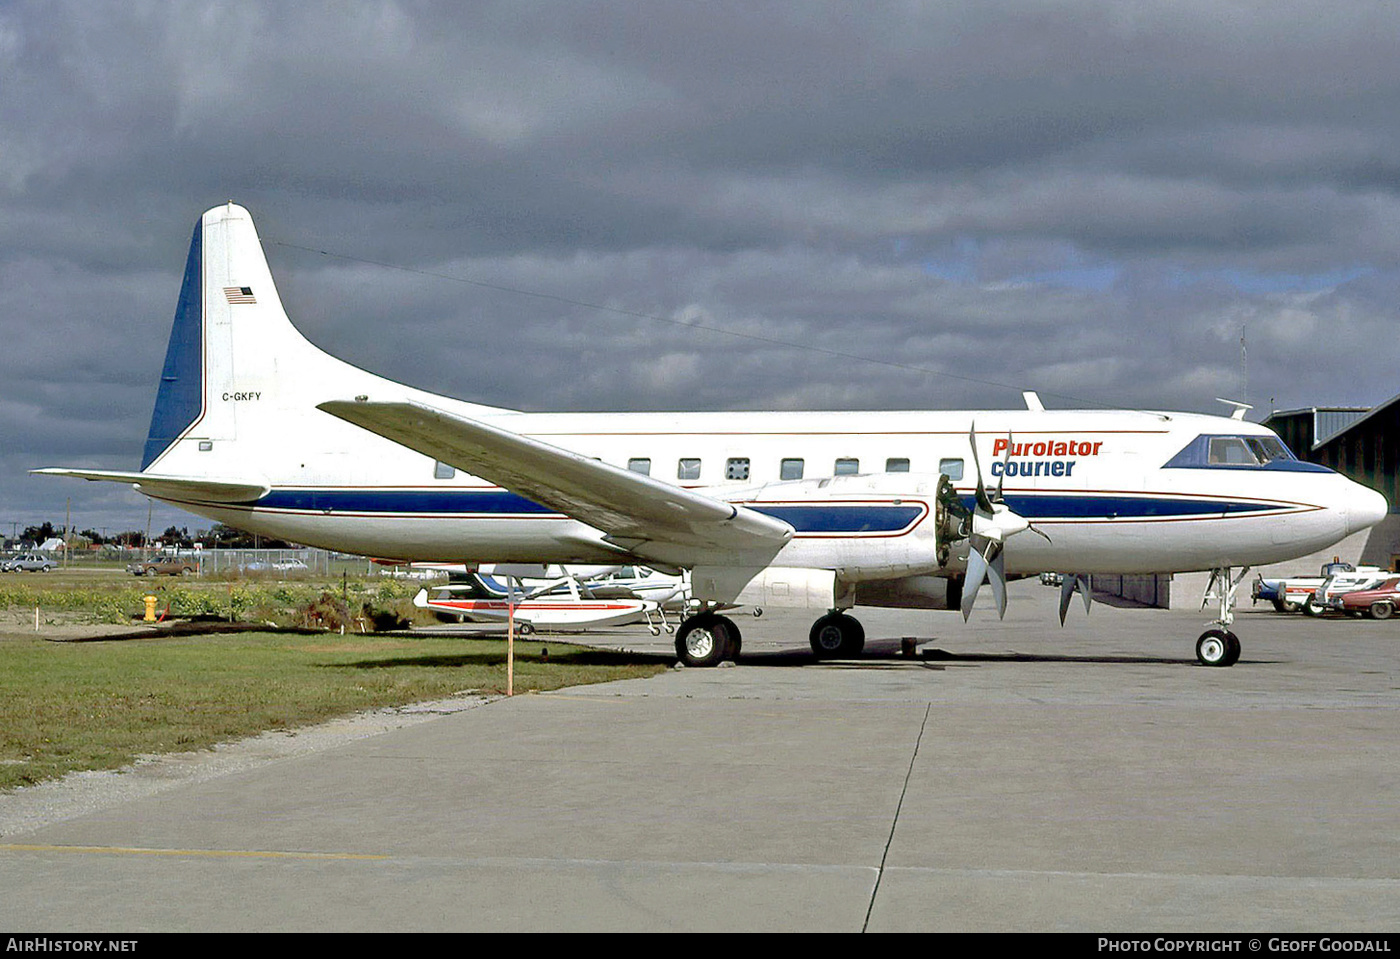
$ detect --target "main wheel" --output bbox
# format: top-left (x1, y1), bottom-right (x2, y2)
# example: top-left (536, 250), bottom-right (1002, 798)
top-left (809, 613), bottom-right (865, 659)
top-left (1196, 628), bottom-right (1240, 667)
top-left (675, 613), bottom-right (735, 668)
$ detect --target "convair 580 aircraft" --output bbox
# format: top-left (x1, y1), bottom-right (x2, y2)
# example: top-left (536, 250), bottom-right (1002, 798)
top-left (38, 204), bottom-right (1388, 668)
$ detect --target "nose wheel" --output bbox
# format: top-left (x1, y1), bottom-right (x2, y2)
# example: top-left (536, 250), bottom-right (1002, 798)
top-left (1196, 628), bottom-right (1241, 667)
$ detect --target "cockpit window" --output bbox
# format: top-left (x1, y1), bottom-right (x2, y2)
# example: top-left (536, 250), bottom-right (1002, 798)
top-left (1244, 436), bottom-right (1293, 464)
top-left (1208, 436), bottom-right (1257, 466)
top-left (1166, 434), bottom-right (1305, 470)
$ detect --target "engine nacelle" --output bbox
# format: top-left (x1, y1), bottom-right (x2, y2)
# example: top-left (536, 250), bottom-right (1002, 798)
top-left (691, 565), bottom-right (856, 609)
top-left (854, 575), bottom-right (961, 611)
top-left (720, 471), bottom-right (961, 577)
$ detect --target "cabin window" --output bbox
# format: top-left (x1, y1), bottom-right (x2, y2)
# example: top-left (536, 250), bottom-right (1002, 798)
top-left (780, 458), bottom-right (804, 480)
top-left (834, 458), bottom-right (859, 475)
top-left (885, 457), bottom-right (910, 472)
top-left (628, 458), bottom-right (651, 475)
top-left (725, 458), bottom-right (751, 481)
top-left (434, 461), bottom-right (456, 479)
top-left (939, 458), bottom-right (964, 481)
top-left (678, 458), bottom-right (701, 480)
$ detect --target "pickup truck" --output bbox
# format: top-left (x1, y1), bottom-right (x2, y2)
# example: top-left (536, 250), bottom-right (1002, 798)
top-left (1253, 562), bottom-right (1386, 615)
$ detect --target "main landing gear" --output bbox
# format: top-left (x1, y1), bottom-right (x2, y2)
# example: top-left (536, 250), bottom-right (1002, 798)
top-left (1197, 566), bottom-right (1249, 667)
top-left (808, 611), bottom-right (865, 659)
top-left (673, 608), bottom-right (866, 667)
top-left (674, 611), bottom-right (742, 668)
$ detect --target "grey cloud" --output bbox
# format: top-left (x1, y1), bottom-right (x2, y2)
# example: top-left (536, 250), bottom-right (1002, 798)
top-left (6, 0), bottom-right (1400, 531)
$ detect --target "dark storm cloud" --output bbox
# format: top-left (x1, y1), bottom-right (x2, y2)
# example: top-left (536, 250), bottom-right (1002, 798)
top-left (4, 0), bottom-right (1400, 531)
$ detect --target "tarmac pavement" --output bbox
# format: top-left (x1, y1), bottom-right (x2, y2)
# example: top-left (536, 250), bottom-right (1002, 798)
top-left (1, 581), bottom-right (1398, 932)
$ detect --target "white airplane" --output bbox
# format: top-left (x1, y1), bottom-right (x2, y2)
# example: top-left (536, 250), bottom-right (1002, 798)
top-left (37, 204), bottom-right (1389, 668)
top-left (405, 562), bottom-right (693, 634)
top-left (413, 572), bottom-right (661, 634)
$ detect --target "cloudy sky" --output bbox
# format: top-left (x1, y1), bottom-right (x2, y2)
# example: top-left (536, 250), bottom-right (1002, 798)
top-left (4, 0), bottom-right (1400, 537)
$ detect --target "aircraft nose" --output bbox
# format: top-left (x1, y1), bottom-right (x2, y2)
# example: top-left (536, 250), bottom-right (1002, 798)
top-left (1345, 484), bottom-right (1389, 536)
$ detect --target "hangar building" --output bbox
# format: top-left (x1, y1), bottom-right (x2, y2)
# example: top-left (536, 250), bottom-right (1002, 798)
top-left (1264, 396), bottom-right (1400, 570)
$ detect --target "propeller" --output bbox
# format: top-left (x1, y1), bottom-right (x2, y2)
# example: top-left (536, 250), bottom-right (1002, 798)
top-left (958, 423), bottom-right (1053, 621)
top-left (1058, 574), bottom-right (1092, 625)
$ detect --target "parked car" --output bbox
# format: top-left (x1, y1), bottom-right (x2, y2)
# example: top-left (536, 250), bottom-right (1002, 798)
top-left (1327, 577), bottom-right (1400, 619)
top-left (272, 559), bottom-right (309, 572)
top-left (2, 553), bottom-right (55, 572)
top-left (1253, 562), bottom-right (1384, 613)
top-left (126, 556), bottom-right (195, 576)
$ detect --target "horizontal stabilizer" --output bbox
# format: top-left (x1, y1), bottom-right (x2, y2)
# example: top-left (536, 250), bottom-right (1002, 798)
top-left (32, 468), bottom-right (270, 504)
top-left (317, 399), bottom-right (794, 553)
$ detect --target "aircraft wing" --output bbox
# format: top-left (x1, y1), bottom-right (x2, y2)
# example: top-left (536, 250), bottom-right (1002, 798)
top-left (317, 399), bottom-right (794, 555)
top-left (31, 468), bottom-right (270, 504)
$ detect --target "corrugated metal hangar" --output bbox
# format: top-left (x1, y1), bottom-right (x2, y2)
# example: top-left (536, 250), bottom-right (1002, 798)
top-left (1265, 397), bottom-right (1400, 569)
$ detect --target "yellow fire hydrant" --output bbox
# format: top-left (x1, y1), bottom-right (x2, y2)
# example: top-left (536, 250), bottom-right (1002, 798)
top-left (143, 595), bottom-right (158, 623)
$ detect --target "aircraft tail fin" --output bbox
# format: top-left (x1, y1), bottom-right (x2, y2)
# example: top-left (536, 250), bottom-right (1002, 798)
top-left (132, 204), bottom-right (509, 482)
top-left (142, 202), bottom-right (356, 472)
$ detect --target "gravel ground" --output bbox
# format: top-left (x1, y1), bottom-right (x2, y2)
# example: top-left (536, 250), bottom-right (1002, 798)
top-left (0, 689), bottom-right (495, 839)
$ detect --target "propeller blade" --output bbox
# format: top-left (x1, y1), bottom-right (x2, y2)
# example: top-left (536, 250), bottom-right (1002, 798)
top-left (1029, 523), bottom-right (1052, 543)
top-left (1058, 576), bottom-right (1075, 626)
top-left (995, 430), bottom-right (1011, 503)
top-left (968, 423), bottom-right (993, 515)
top-left (961, 541), bottom-right (988, 621)
top-left (988, 543), bottom-right (1007, 619)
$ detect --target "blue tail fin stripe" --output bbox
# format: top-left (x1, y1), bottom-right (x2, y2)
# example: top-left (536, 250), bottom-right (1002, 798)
top-left (141, 220), bottom-right (204, 469)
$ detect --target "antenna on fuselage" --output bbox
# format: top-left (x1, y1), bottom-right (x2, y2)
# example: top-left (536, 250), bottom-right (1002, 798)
top-left (1215, 397), bottom-right (1254, 421)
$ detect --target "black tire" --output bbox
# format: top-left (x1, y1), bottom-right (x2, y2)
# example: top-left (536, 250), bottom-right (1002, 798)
top-left (516, 621), bottom-right (535, 636)
top-left (809, 613), bottom-right (865, 659)
top-left (1301, 596), bottom-right (1326, 617)
top-left (1222, 631), bottom-right (1241, 667)
top-left (1370, 602), bottom-right (1394, 621)
top-left (675, 613), bottom-right (734, 668)
top-left (1196, 628), bottom-right (1239, 667)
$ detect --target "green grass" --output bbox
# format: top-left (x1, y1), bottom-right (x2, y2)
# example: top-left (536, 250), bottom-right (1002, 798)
top-left (0, 573), bottom-right (425, 626)
top-left (0, 631), bottom-right (667, 790)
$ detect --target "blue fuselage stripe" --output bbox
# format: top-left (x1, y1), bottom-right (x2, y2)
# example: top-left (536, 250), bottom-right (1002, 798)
top-left (988, 494), bottom-right (1279, 519)
top-left (749, 505), bottom-right (924, 532)
top-left (248, 489), bottom-right (1289, 530)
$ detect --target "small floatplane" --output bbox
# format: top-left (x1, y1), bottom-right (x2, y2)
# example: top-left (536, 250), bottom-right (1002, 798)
top-left (37, 204), bottom-right (1389, 667)
top-left (412, 564), bottom-right (693, 635)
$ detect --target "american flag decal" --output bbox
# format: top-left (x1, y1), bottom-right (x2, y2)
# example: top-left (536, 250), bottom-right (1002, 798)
top-left (223, 286), bottom-right (256, 304)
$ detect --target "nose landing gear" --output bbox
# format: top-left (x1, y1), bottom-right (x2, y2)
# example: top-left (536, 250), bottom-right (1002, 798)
top-left (1197, 566), bottom-right (1250, 667)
